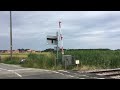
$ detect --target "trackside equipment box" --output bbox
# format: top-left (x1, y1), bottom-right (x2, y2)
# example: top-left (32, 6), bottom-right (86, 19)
top-left (62, 55), bottom-right (75, 66)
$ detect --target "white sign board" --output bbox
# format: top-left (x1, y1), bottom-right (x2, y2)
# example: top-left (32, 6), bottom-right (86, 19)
top-left (75, 60), bottom-right (79, 64)
top-left (47, 40), bottom-right (57, 45)
top-left (47, 35), bottom-right (58, 45)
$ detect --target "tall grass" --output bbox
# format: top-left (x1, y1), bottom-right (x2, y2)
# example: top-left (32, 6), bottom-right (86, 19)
top-left (0, 52), bottom-right (59, 69)
top-left (2, 50), bottom-right (120, 70)
top-left (21, 52), bottom-right (56, 69)
top-left (0, 53), bottom-right (27, 64)
top-left (64, 50), bottom-right (120, 69)
top-left (1, 56), bottom-right (22, 64)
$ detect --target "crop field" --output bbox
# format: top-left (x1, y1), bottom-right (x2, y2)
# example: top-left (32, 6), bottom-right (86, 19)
top-left (1, 53), bottom-right (28, 60)
top-left (0, 52), bottom-right (51, 58)
top-left (64, 49), bottom-right (120, 69)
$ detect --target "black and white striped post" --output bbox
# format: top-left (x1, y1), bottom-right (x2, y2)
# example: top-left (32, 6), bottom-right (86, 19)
top-left (59, 21), bottom-right (64, 55)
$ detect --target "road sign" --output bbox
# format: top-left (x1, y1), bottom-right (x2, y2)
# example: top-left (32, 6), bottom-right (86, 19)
top-left (47, 35), bottom-right (58, 45)
top-left (75, 60), bottom-right (79, 64)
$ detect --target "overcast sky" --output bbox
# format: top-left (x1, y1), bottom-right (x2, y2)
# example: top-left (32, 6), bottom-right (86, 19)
top-left (1, 11), bottom-right (120, 50)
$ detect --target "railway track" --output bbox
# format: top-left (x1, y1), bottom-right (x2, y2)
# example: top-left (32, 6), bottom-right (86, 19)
top-left (88, 68), bottom-right (120, 79)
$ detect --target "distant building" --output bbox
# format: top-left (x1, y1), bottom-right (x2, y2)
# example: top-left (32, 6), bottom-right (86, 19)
top-left (27, 49), bottom-right (36, 53)
top-left (0, 49), bottom-right (39, 53)
top-left (0, 50), bottom-right (10, 53)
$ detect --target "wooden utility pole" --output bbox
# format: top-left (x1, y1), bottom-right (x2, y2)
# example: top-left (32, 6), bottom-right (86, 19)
top-left (10, 11), bottom-right (12, 60)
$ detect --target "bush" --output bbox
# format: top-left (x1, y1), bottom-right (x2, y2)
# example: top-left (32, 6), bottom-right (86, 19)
top-left (21, 53), bottom-right (56, 69)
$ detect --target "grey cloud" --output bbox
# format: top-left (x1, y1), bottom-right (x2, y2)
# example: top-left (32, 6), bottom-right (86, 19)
top-left (1, 11), bottom-right (120, 50)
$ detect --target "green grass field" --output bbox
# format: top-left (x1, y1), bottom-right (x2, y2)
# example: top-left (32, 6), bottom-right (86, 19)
top-left (1, 50), bottom-right (120, 70)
